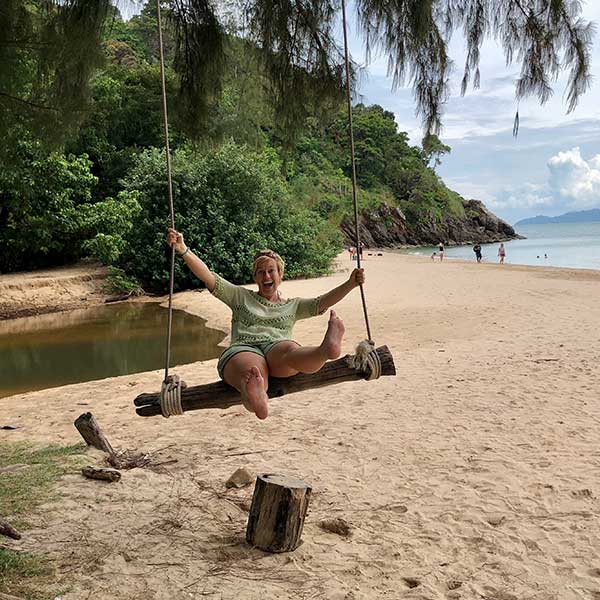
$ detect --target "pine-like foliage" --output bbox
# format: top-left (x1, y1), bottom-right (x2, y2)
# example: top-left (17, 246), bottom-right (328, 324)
top-left (0, 0), bottom-right (595, 144)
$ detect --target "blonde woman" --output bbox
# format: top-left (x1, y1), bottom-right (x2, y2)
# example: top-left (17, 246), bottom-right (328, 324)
top-left (167, 229), bottom-right (364, 420)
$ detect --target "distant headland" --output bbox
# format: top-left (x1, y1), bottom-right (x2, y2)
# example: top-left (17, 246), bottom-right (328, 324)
top-left (515, 209), bottom-right (600, 226)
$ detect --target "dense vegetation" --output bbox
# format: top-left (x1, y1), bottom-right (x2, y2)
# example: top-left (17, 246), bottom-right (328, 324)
top-left (0, 3), bottom-right (510, 290)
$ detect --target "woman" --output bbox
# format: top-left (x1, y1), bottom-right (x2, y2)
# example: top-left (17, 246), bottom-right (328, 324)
top-left (167, 229), bottom-right (365, 420)
top-left (498, 243), bottom-right (506, 264)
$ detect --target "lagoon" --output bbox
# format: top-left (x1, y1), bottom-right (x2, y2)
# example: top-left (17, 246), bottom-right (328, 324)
top-left (0, 302), bottom-right (225, 399)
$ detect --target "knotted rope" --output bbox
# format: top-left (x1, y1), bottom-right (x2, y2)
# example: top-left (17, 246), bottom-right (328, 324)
top-left (341, 0), bottom-right (372, 344)
top-left (156, 0), bottom-right (188, 416)
top-left (347, 340), bottom-right (382, 380)
top-left (160, 374), bottom-right (186, 418)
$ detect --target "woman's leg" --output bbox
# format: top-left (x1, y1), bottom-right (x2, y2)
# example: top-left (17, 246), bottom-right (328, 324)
top-left (267, 310), bottom-right (345, 376)
top-left (222, 352), bottom-right (269, 420)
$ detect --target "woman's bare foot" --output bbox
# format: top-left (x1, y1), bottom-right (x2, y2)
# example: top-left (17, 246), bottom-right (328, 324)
top-left (320, 310), bottom-right (345, 359)
top-left (242, 366), bottom-right (269, 420)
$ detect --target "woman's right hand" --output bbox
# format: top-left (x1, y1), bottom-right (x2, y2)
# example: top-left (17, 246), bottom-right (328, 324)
top-left (167, 228), bottom-right (187, 254)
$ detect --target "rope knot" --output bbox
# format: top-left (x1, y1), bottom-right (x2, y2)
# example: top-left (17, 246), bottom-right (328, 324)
top-left (160, 374), bottom-right (186, 418)
top-left (346, 340), bottom-right (381, 380)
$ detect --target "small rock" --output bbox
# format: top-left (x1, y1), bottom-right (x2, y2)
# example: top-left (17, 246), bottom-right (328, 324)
top-left (402, 577), bottom-right (421, 589)
top-left (225, 467), bottom-right (254, 489)
top-left (319, 517), bottom-right (352, 537)
top-left (0, 425), bottom-right (18, 430)
top-left (486, 514), bottom-right (506, 527)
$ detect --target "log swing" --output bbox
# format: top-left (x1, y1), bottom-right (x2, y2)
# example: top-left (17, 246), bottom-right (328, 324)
top-left (133, 0), bottom-right (396, 419)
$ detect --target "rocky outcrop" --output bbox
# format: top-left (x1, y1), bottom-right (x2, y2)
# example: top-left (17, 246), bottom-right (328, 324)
top-left (340, 199), bottom-right (521, 248)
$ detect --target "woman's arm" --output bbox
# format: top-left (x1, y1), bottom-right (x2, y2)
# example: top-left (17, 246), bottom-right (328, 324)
top-left (318, 268), bottom-right (365, 313)
top-left (167, 228), bottom-right (216, 292)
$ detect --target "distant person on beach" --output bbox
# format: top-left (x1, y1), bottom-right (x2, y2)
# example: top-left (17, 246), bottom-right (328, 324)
top-left (359, 241), bottom-right (365, 259)
top-left (498, 243), bottom-right (506, 264)
top-left (473, 244), bottom-right (482, 263)
top-left (431, 252), bottom-right (437, 261)
top-left (167, 228), bottom-right (364, 420)
top-left (438, 243), bottom-right (444, 262)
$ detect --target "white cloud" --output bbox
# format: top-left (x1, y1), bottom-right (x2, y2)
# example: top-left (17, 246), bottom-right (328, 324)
top-left (547, 148), bottom-right (600, 208)
top-left (492, 183), bottom-right (554, 211)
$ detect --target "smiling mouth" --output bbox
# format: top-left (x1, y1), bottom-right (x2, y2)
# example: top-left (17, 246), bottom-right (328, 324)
top-left (263, 282), bottom-right (273, 288)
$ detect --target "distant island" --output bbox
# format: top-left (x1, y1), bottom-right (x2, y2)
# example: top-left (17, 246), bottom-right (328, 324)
top-left (515, 208), bottom-right (600, 226)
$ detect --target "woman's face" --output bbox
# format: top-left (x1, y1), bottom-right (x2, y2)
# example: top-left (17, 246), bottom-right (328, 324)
top-left (254, 258), bottom-right (282, 298)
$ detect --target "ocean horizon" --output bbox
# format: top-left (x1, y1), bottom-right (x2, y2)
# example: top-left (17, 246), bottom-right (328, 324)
top-left (405, 221), bottom-right (600, 271)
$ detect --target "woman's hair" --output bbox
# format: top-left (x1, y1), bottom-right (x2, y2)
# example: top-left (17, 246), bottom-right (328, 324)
top-left (253, 249), bottom-right (285, 278)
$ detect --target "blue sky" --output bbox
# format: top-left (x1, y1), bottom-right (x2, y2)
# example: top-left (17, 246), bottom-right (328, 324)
top-left (344, 2), bottom-right (600, 225)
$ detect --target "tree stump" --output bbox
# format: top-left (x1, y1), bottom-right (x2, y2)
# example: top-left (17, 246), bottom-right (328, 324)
top-left (246, 474), bottom-right (312, 553)
top-left (74, 412), bottom-right (114, 454)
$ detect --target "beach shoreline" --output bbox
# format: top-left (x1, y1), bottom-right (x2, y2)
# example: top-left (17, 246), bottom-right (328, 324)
top-left (2, 251), bottom-right (600, 599)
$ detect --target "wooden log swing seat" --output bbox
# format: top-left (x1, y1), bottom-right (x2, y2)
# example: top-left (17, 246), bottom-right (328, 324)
top-left (134, 344), bottom-right (395, 417)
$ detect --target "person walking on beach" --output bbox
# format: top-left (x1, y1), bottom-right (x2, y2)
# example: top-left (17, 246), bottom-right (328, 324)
top-left (473, 243), bottom-right (482, 263)
top-left (167, 228), bottom-right (365, 420)
top-left (498, 243), bottom-right (506, 264)
top-left (438, 242), bottom-right (444, 262)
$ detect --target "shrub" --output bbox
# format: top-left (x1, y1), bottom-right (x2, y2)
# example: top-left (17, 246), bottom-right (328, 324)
top-left (120, 142), bottom-right (341, 292)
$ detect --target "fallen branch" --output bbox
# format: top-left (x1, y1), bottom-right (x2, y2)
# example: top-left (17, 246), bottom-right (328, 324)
top-left (0, 519), bottom-right (21, 540)
top-left (82, 466), bottom-right (121, 482)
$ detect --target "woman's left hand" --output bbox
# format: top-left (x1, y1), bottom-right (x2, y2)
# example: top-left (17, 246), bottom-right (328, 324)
top-left (349, 268), bottom-right (365, 287)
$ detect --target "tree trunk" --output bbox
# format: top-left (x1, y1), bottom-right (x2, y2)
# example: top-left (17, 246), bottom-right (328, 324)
top-left (246, 474), bottom-right (311, 553)
top-left (74, 413), bottom-right (114, 454)
top-left (134, 345), bottom-right (395, 417)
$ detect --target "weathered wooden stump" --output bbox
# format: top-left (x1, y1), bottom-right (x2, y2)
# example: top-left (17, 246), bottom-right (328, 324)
top-left (246, 474), bottom-right (312, 553)
top-left (74, 412), bottom-right (114, 454)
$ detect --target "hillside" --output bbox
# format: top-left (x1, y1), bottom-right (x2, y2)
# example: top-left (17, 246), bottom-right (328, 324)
top-left (515, 209), bottom-right (600, 226)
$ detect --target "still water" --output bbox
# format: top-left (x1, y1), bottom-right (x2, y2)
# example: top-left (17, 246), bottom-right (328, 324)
top-left (0, 302), bottom-right (226, 399)
top-left (406, 222), bottom-right (600, 271)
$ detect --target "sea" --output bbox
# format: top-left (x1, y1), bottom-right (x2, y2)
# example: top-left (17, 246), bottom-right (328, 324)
top-left (406, 222), bottom-right (600, 271)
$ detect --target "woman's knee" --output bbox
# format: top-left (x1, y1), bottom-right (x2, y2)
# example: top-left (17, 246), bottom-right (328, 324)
top-left (223, 354), bottom-right (269, 390)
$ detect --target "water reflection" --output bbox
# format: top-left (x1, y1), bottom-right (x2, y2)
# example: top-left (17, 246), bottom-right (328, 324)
top-left (0, 302), bottom-right (226, 398)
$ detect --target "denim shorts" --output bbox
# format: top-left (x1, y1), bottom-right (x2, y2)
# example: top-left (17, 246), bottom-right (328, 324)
top-left (217, 340), bottom-right (292, 379)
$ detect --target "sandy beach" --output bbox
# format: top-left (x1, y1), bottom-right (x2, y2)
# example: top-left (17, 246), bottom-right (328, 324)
top-left (2, 252), bottom-right (600, 600)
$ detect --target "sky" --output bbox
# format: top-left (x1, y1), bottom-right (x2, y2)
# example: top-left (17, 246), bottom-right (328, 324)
top-left (343, 2), bottom-right (600, 225)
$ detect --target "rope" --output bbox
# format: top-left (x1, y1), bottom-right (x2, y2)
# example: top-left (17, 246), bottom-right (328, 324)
top-left (160, 375), bottom-right (185, 418)
top-left (340, 0), bottom-right (373, 343)
top-left (347, 340), bottom-right (382, 380)
top-left (156, 0), bottom-right (176, 385)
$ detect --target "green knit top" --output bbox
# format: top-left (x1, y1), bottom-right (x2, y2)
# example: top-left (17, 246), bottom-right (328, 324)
top-left (211, 274), bottom-right (323, 345)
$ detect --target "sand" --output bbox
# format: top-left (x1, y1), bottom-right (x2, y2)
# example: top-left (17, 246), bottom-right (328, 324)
top-left (2, 253), bottom-right (600, 600)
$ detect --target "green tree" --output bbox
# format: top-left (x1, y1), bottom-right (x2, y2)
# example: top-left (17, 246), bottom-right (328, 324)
top-left (421, 134), bottom-right (451, 171)
top-left (1, 1), bottom-right (594, 149)
top-left (0, 135), bottom-right (140, 272)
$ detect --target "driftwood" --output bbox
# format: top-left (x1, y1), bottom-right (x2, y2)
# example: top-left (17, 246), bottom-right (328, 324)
top-left (74, 413), bottom-right (114, 454)
top-left (134, 345), bottom-right (395, 417)
top-left (0, 519), bottom-right (21, 540)
top-left (0, 592), bottom-right (25, 600)
top-left (246, 474), bottom-right (312, 553)
top-left (82, 466), bottom-right (121, 482)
